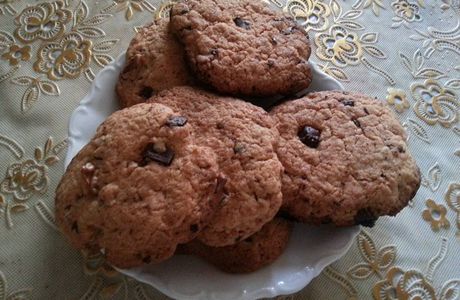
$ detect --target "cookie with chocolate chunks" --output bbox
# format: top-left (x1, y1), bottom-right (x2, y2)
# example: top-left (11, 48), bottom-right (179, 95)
top-left (178, 218), bottom-right (292, 273)
top-left (170, 0), bottom-right (312, 97)
top-left (55, 103), bottom-right (220, 268)
top-left (116, 19), bottom-right (194, 108)
top-left (148, 86), bottom-right (283, 246)
top-left (270, 91), bottom-right (421, 226)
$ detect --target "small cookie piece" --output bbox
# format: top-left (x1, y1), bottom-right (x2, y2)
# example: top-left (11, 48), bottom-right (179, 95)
top-left (116, 19), bottom-right (194, 108)
top-left (271, 91), bottom-right (421, 226)
top-left (170, 0), bottom-right (312, 97)
top-left (55, 103), bottom-right (221, 268)
top-left (178, 218), bottom-right (292, 273)
top-left (148, 86), bottom-right (283, 246)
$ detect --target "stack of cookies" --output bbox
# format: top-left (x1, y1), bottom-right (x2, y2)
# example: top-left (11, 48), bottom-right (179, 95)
top-left (55, 0), bottom-right (421, 274)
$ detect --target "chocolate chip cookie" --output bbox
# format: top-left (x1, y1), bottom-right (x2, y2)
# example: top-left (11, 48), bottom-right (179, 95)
top-left (170, 0), bottom-right (312, 97)
top-left (270, 91), bottom-right (421, 226)
top-left (116, 19), bottom-right (194, 108)
top-left (178, 218), bottom-right (292, 273)
top-left (55, 103), bottom-right (221, 268)
top-left (148, 86), bottom-right (283, 246)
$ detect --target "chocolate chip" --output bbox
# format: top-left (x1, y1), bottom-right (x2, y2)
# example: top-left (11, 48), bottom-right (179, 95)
top-left (71, 221), bottom-right (79, 234)
top-left (190, 224), bottom-right (198, 233)
top-left (234, 17), bottom-right (251, 29)
top-left (267, 59), bottom-right (275, 68)
top-left (354, 208), bottom-right (377, 227)
top-left (397, 145), bottom-right (405, 153)
top-left (216, 122), bottom-right (224, 129)
top-left (141, 143), bottom-right (174, 166)
top-left (341, 99), bottom-right (354, 106)
top-left (210, 49), bottom-right (218, 56)
top-left (298, 126), bottom-right (321, 148)
top-left (282, 26), bottom-right (295, 35)
top-left (353, 119), bottom-right (361, 128)
top-left (139, 86), bottom-right (154, 99)
top-left (363, 107), bottom-right (369, 115)
top-left (214, 176), bottom-right (228, 205)
top-left (233, 143), bottom-right (245, 154)
top-left (271, 37), bottom-right (277, 45)
top-left (142, 255), bottom-right (152, 263)
top-left (167, 116), bottom-right (187, 127)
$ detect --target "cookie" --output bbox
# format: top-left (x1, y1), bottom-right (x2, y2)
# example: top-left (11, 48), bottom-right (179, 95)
top-left (178, 218), bottom-right (292, 273)
top-left (55, 103), bottom-right (222, 268)
top-left (148, 86), bottom-right (283, 246)
top-left (270, 91), bottom-right (421, 226)
top-left (170, 0), bottom-right (312, 97)
top-left (116, 19), bottom-right (194, 108)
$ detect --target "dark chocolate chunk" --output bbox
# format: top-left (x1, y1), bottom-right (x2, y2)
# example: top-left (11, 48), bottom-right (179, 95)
top-left (139, 86), bottom-right (154, 99)
top-left (141, 144), bottom-right (174, 166)
top-left (353, 119), bottom-right (361, 128)
top-left (363, 107), bottom-right (369, 115)
top-left (233, 143), bottom-right (245, 154)
top-left (190, 224), bottom-right (198, 233)
top-left (354, 208), bottom-right (377, 227)
top-left (341, 99), bottom-right (355, 106)
top-left (167, 116), bottom-right (188, 127)
top-left (234, 17), bottom-right (251, 29)
top-left (71, 221), bottom-right (79, 234)
top-left (267, 59), bottom-right (275, 68)
top-left (397, 145), bottom-right (405, 153)
top-left (282, 26), bottom-right (295, 35)
top-left (298, 126), bottom-right (321, 148)
top-left (214, 176), bottom-right (228, 205)
top-left (271, 37), bottom-right (277, 45)
top-left (210, 49), bottom-right (218, 56)
top-left (216, 122), bottom-right (224, 129)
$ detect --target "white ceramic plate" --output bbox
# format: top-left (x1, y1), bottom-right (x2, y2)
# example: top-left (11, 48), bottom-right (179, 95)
top-left (65, 52), bottom-right (359, 300)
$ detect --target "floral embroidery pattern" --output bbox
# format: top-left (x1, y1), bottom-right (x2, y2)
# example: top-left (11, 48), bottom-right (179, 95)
top-left (153, 0), bottom-right (177, 20)
top-left (410, 79), bottom-right (459, 128)
top-left (352, 0), bottom-right (385, 16)
top-left (422, 199), bottom-right (450, 231)
top-left (0, 0), bottom-right (119, 112)
top-left (347, 231), bottom-right (396, 279)
top-left (103, 0), bottom-right (156, 21)
top-left (14, 1), bottom-right (72, 43)
top-left (0, 136), bottom-right (66, 228)
top-left (410, 22), bottom-right (460, 58)
top-left (10, 76), bottom-right (60, 112)
top-left (282, 0), bottom-right (330, 32)
top-left (386, 88), bottom-right (410, 112)
top-left (391, 0), bottom-right (423, 28)
top-left (1, 44), bottom-right (31, 66)
top-left (0, 0), bottom-right (18, 16)
top-left (445, 183), bottom-right (460, 236)
top-left (34, 32), bottom-right (92, 80)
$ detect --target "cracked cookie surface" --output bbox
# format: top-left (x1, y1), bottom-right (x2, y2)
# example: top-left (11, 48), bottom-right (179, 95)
top-left (271, 91), bottom-right (421, 226)
top-left (55, 103), bottom-right (220, 268)
top-left (116, 19), bottom-right (194, 108)
top-left (178, 218), bottom-right (292, 273)
top-left (148, 86), bottom-right (283, 246)
top-left (170, 0), bottom-right (312, 97)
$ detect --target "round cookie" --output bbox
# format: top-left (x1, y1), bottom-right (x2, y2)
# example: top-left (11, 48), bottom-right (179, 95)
top-left (55, 103), bottom-right (221, 268)
top-left (170, 0), bottom-right (312, 97)
top-left (116, 19), bottom-right (194, 108)
top-left (270, 91), bottom-right (421, 226)
top-left (148, 86), bottom-right (283, 246)
top-left (178, 218), bottom-right (292, 273)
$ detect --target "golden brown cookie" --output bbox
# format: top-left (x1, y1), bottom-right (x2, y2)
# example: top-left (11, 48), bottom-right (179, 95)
top-left (116, 19), bottom-right (194, 108)
top-left (270, 91), bottom-right (421, 226)
top-left (178, 218), bottom-right (292, 273)
top-left (170, 0), bottom-right (312, 97)
top-left (148, 86), bottom-right (283, 246)
top-left (55, 103), bottom-right (221, 268)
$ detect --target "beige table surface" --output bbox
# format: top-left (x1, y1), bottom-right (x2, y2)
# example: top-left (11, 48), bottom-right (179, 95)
top-left (1, 0), bottom-right (459, 299)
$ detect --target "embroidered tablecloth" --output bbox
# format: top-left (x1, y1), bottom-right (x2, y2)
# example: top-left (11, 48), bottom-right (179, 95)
top-left (1, 0), bottom-right (459, 299)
